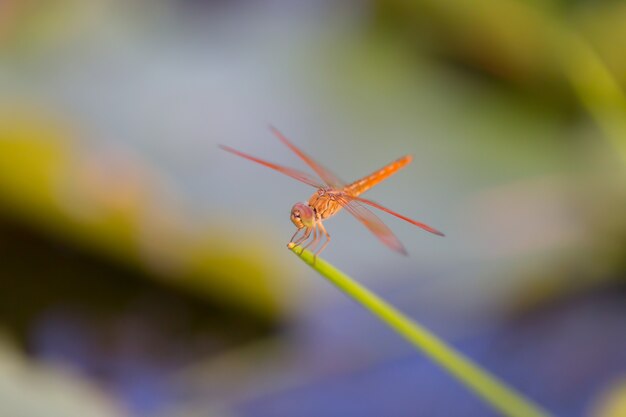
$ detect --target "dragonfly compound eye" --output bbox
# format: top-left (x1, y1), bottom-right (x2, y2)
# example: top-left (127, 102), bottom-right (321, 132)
top-left (291, 203), bottom-right (314, 229)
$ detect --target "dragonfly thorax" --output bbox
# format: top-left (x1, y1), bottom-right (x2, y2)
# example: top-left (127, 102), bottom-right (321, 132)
top-left (308, 189), bottom-right (344, 220)
top-left (290, 202), bottom-right (315, 229)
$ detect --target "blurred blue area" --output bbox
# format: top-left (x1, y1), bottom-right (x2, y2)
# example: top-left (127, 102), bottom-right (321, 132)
top-left (29, 285), bottom-right (626, 417)
top-left (236, 287), bottom-right (626, 417)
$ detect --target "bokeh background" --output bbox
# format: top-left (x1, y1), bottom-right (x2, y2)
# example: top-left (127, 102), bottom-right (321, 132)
top-left (1, 1), bottom-right (626, 416)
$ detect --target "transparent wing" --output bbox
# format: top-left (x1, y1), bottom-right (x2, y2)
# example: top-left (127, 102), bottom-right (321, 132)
top-left (269, 125), bottom-right (346, 189)
top-left (348, 195), bottom-right (445, 236)
top-left (219, 145), bottom-right (323, 188)
top-left (336, 195), bottom-right (408, 255)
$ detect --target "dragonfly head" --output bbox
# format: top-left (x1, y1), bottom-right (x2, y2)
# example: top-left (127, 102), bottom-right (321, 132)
top-left (290, 203), bottom-right (314, 229)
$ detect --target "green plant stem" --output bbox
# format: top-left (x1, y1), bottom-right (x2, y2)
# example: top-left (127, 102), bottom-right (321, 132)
top-left (290, 247), bottom-right (553, 417)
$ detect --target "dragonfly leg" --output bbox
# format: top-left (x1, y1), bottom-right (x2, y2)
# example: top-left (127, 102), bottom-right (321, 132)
top-left (290, 227), bottom-right (312, 252)
top-left (302, 226), bottom-right (323, 262)
top-left (290, 228), bottom-right (309, 247)
top-left (300, 225), bottom-right (319, 254)
top-left (306, 227), bottom-right (324, 254)
top-left (315, 221), bottom-right (331, 257)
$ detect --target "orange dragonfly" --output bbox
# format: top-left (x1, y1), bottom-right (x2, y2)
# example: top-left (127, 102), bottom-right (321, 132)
top-left (220, 126), bottom-right (444, 256)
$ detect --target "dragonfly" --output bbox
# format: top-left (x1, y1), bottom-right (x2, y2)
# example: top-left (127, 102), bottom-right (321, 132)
top-left (219, 126), bottom-right (444, 257)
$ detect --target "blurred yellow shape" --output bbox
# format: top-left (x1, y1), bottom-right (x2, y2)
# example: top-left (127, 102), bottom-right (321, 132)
top-left (0, 107), bottom-right (285, 322)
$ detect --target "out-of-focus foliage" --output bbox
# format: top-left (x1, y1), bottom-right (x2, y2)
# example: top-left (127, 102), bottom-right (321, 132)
top-left (0, 108), bottom-right (283, 319)
top-left (375, 0), bottom-right (626, 163)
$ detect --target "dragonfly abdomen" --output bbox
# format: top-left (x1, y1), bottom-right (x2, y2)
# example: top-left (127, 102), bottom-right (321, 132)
top-left (345, 155), bottom-right (413, 196)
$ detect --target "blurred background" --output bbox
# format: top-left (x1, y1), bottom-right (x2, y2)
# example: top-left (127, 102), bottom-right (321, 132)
top-left (1, 1), bottom-right (626, 416)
